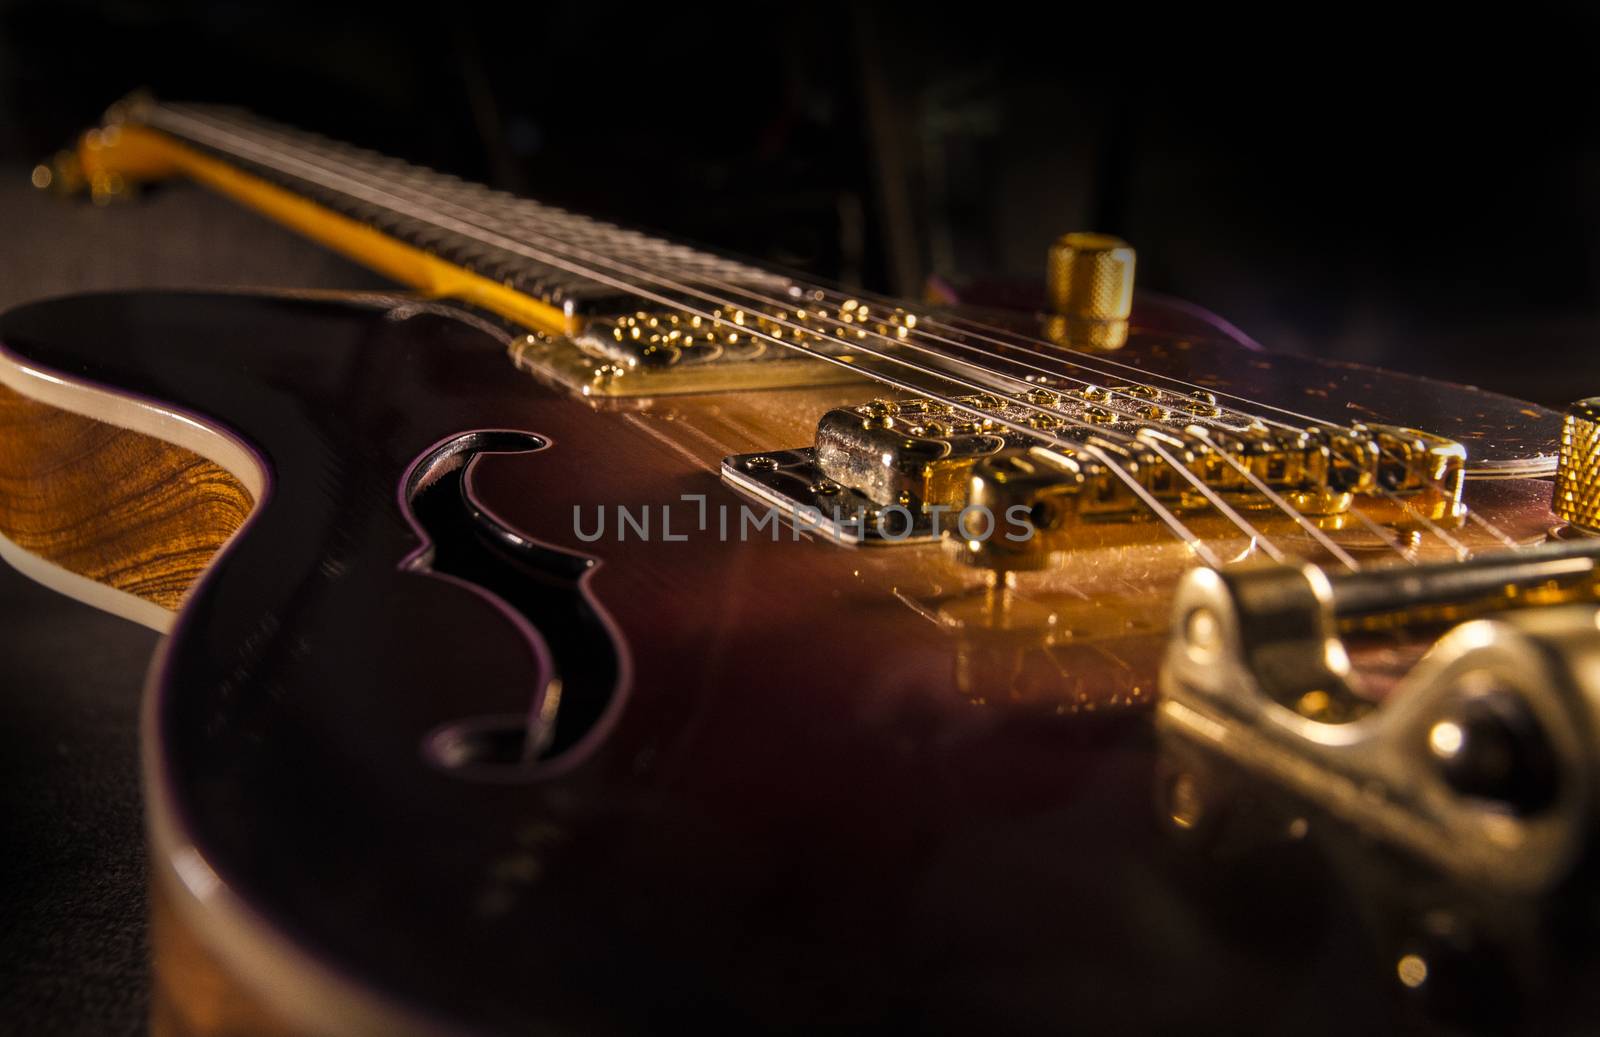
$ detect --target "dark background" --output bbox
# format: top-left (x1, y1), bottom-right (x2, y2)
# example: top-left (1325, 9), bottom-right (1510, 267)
top-left (5, 2), bottom-right (1600, 402)
top-left (1, 2), bottom-right (1598, 1032)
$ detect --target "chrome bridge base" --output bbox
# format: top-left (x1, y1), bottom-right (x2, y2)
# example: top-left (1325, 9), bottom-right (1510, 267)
top-left (720, 448), bottom-right (940, 546)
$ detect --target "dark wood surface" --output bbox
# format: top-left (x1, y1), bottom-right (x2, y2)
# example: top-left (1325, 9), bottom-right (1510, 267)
top-left (0, 291), bottom-right (1211, 1034)
top-left (2, 285), bottom-right (1586, 1035)
top-left (0, 163), bottom-right (1592, 1035)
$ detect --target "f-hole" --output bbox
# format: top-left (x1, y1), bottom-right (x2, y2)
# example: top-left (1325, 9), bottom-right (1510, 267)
top-left (402, 432), bottom-right (623, 779)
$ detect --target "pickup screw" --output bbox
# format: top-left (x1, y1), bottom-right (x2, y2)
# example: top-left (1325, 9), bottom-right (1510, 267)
top-left (744, 456), bottom-right (779, 472)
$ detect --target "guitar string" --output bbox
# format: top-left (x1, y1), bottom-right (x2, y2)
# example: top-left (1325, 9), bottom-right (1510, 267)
top-left (151, 105), bottom-right (1493, 568)
top-left (184, 103), bottom-right (1439, 461)
top-left (148, 109), bottom-right (1251, 476)
top-left (233, 108), bottom-right (1347, 436)
top-left (168, 107), bottom-right (1376, 566)
top-left (1464, 508), bottom-right (1524, 550)
top-left (1349, 506), bottom-right (1420, 560)
top-left (181, 91), bottom-right (1531, 538)
top-left (198, 107), bottom-right (1523, 566)
top-left (304, 130), bottom-right (1417, 571)
top-left (899, 308), bottom-right (1520, 564)
top-left (1377, 488), bottom-right (1472, 561)
top-left (1137, 437), bottom-right (1288, 565)
top-left (723, 288), bottom-right (1481, 567)
top-left (146, 104), bottom-right (1229, 565)
top-left (616, 224), bottom-right (1525, 558)
top-left (222, 109), bottom-right (1493, 568)
top-left (1181, 427), bottom-right (1364, 570)
top-left (169, 105), bottom-right (1331, 437)
top-left (154, 106), bottom-right (1369, 564)
top-left (153, 104), bottom-right (1483, 570)
top-left (155, 105), bottom-right (1501, 569)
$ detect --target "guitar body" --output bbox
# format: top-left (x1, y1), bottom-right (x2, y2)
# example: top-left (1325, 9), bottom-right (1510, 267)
top-left (1, 288), bottom-right (1588, 1035)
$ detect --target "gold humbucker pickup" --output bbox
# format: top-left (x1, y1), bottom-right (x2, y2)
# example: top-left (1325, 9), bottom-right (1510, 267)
top-left (509, 306), bottom-right (870, 398)
top-left (508, 300), bottom-right (933, 398)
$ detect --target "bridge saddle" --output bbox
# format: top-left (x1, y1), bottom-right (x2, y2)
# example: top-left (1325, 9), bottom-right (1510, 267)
top-left (724, 390), bottom-right (1467, 563)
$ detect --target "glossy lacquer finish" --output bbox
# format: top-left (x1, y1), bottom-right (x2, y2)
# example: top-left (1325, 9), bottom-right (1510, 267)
top-left (1, 292), bottom-right (1593, 1035)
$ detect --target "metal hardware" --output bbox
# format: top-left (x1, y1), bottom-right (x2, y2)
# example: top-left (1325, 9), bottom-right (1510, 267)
top-left (35, 128), bottom-right (136, 204)
top-left (1045, 232), bottom-right (1135, 351)
top-left (1159, 555), bottom-right (1600, 892)
top-left (812, 390), bottom-right (1262, 510)
top-left (1329, 536), bottom-right (1600, 630)
top-left (813, 396), bottom-right (1012, 511)
top-left (957, 425), bottom-right (1459, 572)
top-left (719, 449), bottom-right (940, 545)
top-left (1554, 397), bottom-right (1600, 535)
top-left (728, 389), bottom-right (1469, 559)
top-left (510, 302), bottom-right (936, 398)
top-left (30, 150), bottom-right (86, 197)
top-left (509, 318), bottom-right (854, 399)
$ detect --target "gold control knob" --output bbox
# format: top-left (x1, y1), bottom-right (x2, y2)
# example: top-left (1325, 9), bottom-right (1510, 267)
top-left (1554, 398), bottom-right (1600, 535)
top-left (1045, 232), bottom-right (1136, 351)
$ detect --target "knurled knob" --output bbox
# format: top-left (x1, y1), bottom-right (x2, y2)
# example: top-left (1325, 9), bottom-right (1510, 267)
top-left (1553, 398), bottom-right (1600, 535)
top-left (1046, 232), bottom-right (1135, 351)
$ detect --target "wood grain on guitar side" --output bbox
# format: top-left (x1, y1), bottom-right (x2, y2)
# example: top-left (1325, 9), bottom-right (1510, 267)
top-left (0, 383), bottom-right (252, 610)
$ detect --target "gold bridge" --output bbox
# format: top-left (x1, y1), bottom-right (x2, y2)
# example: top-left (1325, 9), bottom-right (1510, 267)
top-left (725, 390), bottom-right (1467, 563)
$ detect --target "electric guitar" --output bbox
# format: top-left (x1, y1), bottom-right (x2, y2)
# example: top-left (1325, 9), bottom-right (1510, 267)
top-left (8, 96), bottom-right (1600, 1035)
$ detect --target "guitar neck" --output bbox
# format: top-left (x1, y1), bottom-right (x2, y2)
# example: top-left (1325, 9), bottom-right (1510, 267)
top-left (76, 100), bottom-right (790, 338)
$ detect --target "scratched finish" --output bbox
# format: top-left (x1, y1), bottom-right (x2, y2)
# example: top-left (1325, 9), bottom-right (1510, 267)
top-left (0, 291), bottom-right (1589, 1035)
